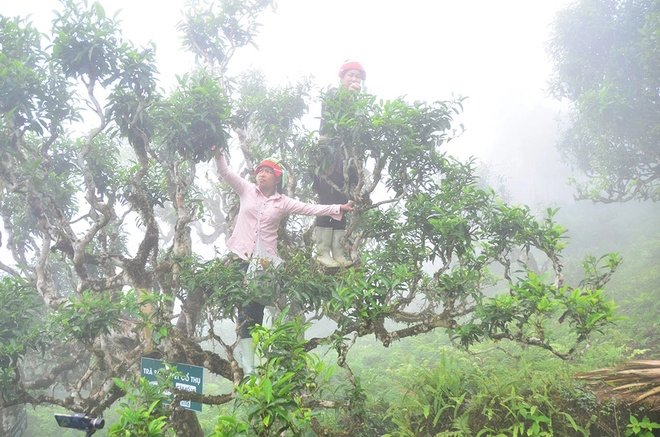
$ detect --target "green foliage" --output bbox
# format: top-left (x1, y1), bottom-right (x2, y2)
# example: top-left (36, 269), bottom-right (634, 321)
top-left (52, 0), bottom-right (122, 83)
top-left (52, 289), bottom-right (171, 345)
top-left (312, 88), bottom-right (464, 198)
top-left (383, 351), bottom-right (472, 437)
top-left (181, 255), bottom-right (270, 321)
top-left (600, 222), bottom-right (660, 358)
top-left (106, 44), bottom-right (159, 149)
top-left (548, 0), bottom-right (660, 202)
top-left (0, 0), bottom-right (649, 435)
top-left (109, 374), bottom-right (174, 436)
top-left (625, 415), bottom-right (660, 437)
top-left (213, 415), bottom-right (251, 436)
top-left (359, 158), bottom-right (621, 358)
top-left (53, 290), bottom-right (125, 343)
top-left (117, 159), bottom-right (171, 209)
top-left (0, 277), bottom-right (45, 397)
top-left (156, 70), bottom-right (230, 163)
top-left (231, 71), bottom-right (312, 159)
top-left (213, 314), bottom-right (330, 436)
top-left (128, 290), bottom-right (174, 345)
top-left (349, 336), bottom-right (616, 437)
top-left (270, 250), bottom-right (338, 310)
top-left (328, 265), bottom-right (408, 333)
top-left (0, 15), bottom-right (73, 135)
top-left (178, 0), bottom-right (275, 67)
top-left (476, 386), bottom-right (559, 436)
top-left (557, 202), bottom-right (660, 360)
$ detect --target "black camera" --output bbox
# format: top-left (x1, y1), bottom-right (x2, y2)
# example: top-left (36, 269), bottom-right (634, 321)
top-left (54, 413), bottom-right (105, 434)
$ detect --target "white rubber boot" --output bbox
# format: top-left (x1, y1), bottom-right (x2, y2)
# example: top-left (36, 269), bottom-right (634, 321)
top-left (332, 229), bottom-right (353, 267)
top-left (238, 338), bottom-right (256, 375)
top-left (315, 227), bottom-right (340, 267)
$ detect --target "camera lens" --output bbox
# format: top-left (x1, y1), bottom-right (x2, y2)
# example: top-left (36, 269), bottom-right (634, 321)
top-left (89, 418), bottom-right (105, 429)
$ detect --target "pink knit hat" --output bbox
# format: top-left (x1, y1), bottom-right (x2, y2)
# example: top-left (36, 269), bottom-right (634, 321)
top-left (338, 61), bottom-right (366, 80)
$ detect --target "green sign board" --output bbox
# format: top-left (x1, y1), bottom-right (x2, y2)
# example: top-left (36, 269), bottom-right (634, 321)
top-left (141, 357), bottom-right (204, 412)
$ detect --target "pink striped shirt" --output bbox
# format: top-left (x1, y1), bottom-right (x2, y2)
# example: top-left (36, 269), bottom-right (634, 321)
top-left (216, 155), bottom-right (343, 261)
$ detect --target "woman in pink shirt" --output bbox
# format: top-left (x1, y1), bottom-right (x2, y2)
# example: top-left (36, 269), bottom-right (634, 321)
top-left (214, 150), bottom-right (354, 374)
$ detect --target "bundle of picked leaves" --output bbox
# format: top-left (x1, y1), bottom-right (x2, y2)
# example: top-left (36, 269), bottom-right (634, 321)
top-left (577, 360), bottom-right (660, 411)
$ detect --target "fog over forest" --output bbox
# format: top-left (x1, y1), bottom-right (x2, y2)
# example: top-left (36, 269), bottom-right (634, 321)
top-left (1, 0), bottom-right (658, 435)
top-left (5, 0), bottom-right (579, 207)
top-left (4, 0), bottom-right (654, 262)
top-left (3, 2), bottom-right (657, 312)
top-left (3, 0), bottom-right (657, 319)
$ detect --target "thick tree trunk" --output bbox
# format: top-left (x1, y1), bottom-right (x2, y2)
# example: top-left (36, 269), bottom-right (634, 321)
top-left (171, 408), bottom-right (204, 437)
top-left (0, 405), bottom-right (27, 437)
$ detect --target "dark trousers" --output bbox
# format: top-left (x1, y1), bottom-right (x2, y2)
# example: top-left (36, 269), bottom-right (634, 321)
top-left (314, 171), bottom-right (347, 230)
top-left (231, 258), bottom-right (266, 339)
top-left (239, 301), bottom-right (265, 339)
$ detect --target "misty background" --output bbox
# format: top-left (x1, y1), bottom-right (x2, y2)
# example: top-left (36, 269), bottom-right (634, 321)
top-left (6, 0), bottom-right (578, 205)
top-left (4, 0), bottom-right (657, 293)
top-left (2, 1), bottom-right (658, 435)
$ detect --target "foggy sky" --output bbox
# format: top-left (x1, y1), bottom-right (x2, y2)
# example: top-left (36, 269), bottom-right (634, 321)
top-left (4, 0), bottom-right (577, 205)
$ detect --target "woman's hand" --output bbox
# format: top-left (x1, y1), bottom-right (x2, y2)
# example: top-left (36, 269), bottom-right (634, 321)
top-left (340, 200), bottom-right (355, 212)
